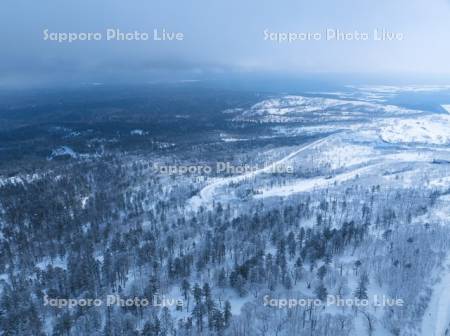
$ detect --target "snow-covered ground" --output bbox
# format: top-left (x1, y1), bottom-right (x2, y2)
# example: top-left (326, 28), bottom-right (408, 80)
top-left (219, 133), bottom-right (249, 143)
top-left (35, 256), bottom-right (67, 270)
top-left (0, 172), bottom-right (45, 187)
top-left (421, 254), bottom-right (450, 336)
top-left (191, 96), bottom-right (450, 209)
top-left (188, 135), bottom-right (332, 210)
top-left (233, 95), bottom-right (420, 123)
top-left (255, 148), bottom-right (440, 199)
top-left (255, 162), bottom-right (384, 198)
top-left (49, 146), bottom-right (78, 159)
top-left (379, 115), bottom-right (450, 145)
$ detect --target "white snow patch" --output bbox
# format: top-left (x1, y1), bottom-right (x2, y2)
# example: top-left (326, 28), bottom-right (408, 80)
top-left (379, 115), bottom-right (450, 145)
top-left (36, 256), bottom-right (67, 270)
top-left (131, 129), bottom-right (146, 136)
top-left (429, 176), bottom-right (450, 189)
top-left (219, 133), bottom-right (248, 143)
top-left (0, 173), bottom-right (43, 186)
top-left (81, 196), bottom-right (90, 209)
top-left (311, 141), bottom-right (378, 169)
top-left (49, 146), bottom-right (78, 159)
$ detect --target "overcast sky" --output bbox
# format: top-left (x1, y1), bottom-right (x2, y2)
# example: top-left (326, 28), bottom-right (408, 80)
top-left (1, 0), bottom-right (450, 86)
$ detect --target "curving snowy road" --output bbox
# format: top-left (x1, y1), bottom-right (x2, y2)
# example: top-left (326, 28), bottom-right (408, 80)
top-left (188, 135), bottom-right (333, 210)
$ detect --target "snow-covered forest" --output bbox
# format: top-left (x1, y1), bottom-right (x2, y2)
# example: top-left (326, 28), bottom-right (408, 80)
top-left (1, 85), bottom-right (450, 336)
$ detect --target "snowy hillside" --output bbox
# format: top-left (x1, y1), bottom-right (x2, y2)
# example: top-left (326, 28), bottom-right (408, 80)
top-left (233, 95), bottom-right (422, 123)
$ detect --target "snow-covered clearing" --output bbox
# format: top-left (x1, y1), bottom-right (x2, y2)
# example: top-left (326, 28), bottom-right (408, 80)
top-left (255, 149), bottom-right (437, 199)
top-left (255, 162), bottom-right (388, 199)
top-left (379, 115), bottom-right (450, 145)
